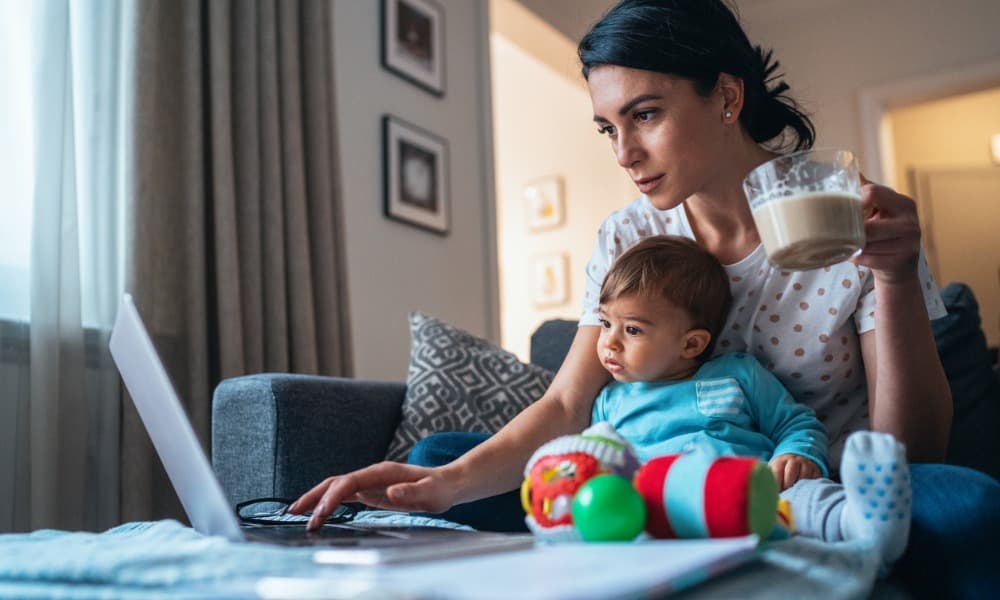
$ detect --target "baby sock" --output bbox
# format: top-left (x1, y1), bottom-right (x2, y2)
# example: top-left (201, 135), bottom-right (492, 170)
top-left (838, 431), bottom-right (911, 568)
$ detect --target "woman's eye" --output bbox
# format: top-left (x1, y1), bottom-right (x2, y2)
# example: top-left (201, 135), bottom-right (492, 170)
top-left (633, 109), bottom-right (655, 122)
top-left (596, 124), bottom-right (615, 136)
top-left (625, 326), bottom-right (640, 336)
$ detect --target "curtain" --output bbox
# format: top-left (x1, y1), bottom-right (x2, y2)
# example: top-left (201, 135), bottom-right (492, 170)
top-left (121, 0), bottom-right (352, 522)
top-left (4, 0), bottom-right (129, 532)
top-left (1, 0), bottom-right (350, 531)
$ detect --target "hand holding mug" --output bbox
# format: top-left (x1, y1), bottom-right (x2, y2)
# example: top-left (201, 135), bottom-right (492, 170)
top-left (850, 174), bottom-right (922, 285)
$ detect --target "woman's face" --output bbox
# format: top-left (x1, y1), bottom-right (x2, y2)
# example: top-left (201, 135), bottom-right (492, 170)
top-left (587, 66), bottom-right (726, 211)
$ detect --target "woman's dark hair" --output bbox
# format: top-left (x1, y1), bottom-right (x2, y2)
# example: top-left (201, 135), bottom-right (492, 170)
top-left (578, 0), bottom-right (814, 152)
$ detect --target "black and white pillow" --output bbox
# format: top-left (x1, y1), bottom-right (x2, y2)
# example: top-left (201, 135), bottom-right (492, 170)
top-left (385, 312), bottom-right (555, 462)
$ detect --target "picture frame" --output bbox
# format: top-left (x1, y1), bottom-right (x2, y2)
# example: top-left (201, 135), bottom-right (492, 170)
top-left (532, 253), bottom-right (569, 307)
top-left (381, 0), bottom-right (445, 97)
top-left (523, 176), bottom-right (565, 232)
top-left (383, 115), bottom-right (450, 236)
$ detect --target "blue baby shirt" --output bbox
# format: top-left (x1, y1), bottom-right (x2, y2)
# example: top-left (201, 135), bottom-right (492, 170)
top-left (592, 353), bottom-right (830, 475)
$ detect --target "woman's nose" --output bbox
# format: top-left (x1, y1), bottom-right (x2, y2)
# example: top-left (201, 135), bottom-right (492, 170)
top-left (614, 132), bottom-right (641, 169)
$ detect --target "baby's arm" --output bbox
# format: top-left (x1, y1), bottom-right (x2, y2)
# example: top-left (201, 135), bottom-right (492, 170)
top-left (742, 356), bottom-right (830, 479)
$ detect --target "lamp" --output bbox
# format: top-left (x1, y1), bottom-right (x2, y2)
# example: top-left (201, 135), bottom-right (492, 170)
top-left (992, 133), bottom-right (1000, 165)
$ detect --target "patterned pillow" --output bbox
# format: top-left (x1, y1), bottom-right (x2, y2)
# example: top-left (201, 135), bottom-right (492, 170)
top-left (385, 312), bottom-right (555, 462)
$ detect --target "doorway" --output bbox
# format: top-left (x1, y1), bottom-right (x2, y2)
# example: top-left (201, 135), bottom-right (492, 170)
top-left (884, 86), bottom-right (1000, 349)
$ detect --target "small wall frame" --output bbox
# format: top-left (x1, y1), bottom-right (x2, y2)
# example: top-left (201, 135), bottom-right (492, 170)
top-left (383, 115), bottom-right (450, 235)
top-left (381, 0), bottom-right (445, 97)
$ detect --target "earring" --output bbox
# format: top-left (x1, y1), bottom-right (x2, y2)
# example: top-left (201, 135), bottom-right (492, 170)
top-left (724, 111), bottom-right (733, 120)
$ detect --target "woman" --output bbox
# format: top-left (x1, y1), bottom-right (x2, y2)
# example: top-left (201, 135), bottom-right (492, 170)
top-left (293, 1), bottom-right (999, 594)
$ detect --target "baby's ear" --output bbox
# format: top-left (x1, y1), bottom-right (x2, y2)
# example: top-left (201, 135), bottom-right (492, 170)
top-left (681, 329), bottom-right (711, 359)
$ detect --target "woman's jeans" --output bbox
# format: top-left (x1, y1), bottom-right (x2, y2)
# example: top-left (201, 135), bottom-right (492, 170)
top-left (408, 431), bottom-right (1000, 598)
top-left (407, 432), bottom-right (528, 533)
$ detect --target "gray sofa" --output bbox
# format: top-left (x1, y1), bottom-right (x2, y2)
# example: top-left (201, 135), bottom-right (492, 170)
top-left (212, 283), bottom-right (1000, 507)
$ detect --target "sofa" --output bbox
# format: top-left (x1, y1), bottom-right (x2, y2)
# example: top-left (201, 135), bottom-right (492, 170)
top-left (212, 282), bottom-right (999, 507)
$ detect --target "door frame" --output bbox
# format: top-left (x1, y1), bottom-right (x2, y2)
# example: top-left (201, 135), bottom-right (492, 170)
top-left (857, 58), bottom-right (1000, 188)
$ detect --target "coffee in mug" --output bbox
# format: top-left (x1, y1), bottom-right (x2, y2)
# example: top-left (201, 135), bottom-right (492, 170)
top-left (743, 149), bottom-right (864, 271)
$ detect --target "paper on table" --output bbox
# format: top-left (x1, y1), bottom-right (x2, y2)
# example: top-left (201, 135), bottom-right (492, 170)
top-left (261, 536), bottom-right (759, 600)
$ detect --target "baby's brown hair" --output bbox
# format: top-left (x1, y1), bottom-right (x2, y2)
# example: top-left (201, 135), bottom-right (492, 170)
top-left (599, 235), bottom-right (732, 361)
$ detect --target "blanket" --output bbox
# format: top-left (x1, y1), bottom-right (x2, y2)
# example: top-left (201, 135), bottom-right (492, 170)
top-left (0, 514), bottom-right (883, 599)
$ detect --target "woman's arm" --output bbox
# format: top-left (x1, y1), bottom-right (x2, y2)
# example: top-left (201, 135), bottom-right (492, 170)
top-left (855, 179), bottom-right (952, 462)
top-left (292, 326), bottom-right (610, 529)
top-left (859, 284), bottom-right (951, 462)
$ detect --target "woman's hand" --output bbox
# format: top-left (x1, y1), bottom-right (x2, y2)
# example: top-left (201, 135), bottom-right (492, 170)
top-left (769, 454), bottom-right (822, 491)
top-left (851, 176), bottom-right (922, 284)
top-left (288, 462), bottom-right (460, 531)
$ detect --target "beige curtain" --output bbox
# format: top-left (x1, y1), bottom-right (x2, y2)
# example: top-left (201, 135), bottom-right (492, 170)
top-left (121, 0), bottom-right (351, 522)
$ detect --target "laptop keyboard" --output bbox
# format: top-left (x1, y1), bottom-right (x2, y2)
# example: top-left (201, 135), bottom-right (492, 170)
top-left (242, 523), bottom-right (469, 547)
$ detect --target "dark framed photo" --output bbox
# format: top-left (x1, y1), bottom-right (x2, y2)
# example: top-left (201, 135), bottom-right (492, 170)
top-left (381, 0), bottom-right (445, 97)
top-left (383, 115), bottom-right (449, 235)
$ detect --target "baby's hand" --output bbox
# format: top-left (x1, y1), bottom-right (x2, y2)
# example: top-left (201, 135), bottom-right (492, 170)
top-left (769, 454), bottom-right (822, 491)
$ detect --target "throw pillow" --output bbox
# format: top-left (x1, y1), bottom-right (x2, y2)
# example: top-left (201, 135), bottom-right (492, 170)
top-left (385, 312), bottom-right (555, 462)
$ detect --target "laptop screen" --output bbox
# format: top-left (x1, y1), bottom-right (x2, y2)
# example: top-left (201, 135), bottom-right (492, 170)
top-left (109, 294), bottom-right (244, 541)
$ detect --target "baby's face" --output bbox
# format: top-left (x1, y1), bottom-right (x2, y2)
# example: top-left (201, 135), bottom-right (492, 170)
top-left (596, 293), bottom-right (698, 383)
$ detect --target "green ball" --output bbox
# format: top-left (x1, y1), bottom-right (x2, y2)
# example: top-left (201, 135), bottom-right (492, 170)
top-left (571, 474), bottom-right (647, 542)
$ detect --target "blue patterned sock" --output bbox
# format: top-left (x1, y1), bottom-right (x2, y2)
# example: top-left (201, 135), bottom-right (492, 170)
top-left (839, 431), bottom-right (911, 567)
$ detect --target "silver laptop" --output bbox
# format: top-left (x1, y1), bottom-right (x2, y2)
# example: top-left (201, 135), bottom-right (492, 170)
top-left (109, 294), bottom-right (533, 563)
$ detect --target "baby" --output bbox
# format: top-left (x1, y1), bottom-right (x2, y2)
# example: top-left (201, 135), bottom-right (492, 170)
top-left (593, 235), bottom-right (910, 568)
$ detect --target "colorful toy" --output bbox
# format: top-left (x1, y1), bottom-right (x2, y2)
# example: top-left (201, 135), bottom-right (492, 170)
top-left (632, 451), bottom-right (779, 539)
top-left (522, 422), bottom-right (785, 543)
top-left (520, 422), bottom-right (641, 541)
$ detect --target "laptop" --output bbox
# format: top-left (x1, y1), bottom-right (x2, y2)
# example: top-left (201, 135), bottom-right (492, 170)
top-left (109, 294), bottom-right (533, 563)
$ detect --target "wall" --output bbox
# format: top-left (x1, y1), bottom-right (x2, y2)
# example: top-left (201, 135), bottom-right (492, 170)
top-left (490, 0), bottom-right (634, 361)
top-left (735, 0), bottom-right (1000, 175)
top-left (330, 1), bottom-right (498, 380)
top-left (888, 87), bottom-right (1000, 196)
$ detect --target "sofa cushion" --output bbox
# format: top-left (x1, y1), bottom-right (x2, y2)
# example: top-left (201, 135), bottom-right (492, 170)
top-left (385, 312), bottom-right (555, 462)
top-left (933, 283), bottom-right (1000, 479)
top-left (530, 319), bottom-right (578, 373)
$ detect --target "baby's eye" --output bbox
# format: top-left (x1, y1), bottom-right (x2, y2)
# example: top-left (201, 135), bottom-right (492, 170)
top-left (625, 325), bottom-right (641, 336)
top-left (599, 318), bottom-right (610, 328)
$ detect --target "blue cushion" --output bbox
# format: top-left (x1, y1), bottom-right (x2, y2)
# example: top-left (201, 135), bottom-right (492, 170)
top-left (933, 283), bottom-right (1000, 479)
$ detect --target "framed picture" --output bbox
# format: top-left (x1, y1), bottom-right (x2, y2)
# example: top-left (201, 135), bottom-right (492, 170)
top-left (383, 115), bottom-right (450, 235)
top-left (381, 0), bottom-right (445, 97)
top-left (532, 253), bottom-right (569, 307)
top-left (523, 176), bottom-right (565, 232)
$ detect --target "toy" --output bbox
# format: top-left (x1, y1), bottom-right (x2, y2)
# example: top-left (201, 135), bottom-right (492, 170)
top-left (522, 423), bottom-right (784, 542)
top-left (520, 422), bottom-right (641, 541)
top-left (633, 451), bottom-right (779, 539)
top-left (571, 474), bottom-right (646, 542)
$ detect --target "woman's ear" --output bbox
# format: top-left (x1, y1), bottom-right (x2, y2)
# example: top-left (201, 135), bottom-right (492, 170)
top-left (716, 73), bottom-right (744, 123)
top-left (681, 329), bottom-right (712, 359)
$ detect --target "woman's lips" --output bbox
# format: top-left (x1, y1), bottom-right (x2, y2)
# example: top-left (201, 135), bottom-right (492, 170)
top-left (635, 174), bottom-right (664, 194)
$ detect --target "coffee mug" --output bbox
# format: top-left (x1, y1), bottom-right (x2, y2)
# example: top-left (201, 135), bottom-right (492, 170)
top-left (743, 149), bottom-right (864, 271)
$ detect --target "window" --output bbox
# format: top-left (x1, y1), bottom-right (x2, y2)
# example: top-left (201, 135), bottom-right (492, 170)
top-left (0, 0), bottom-right (35, 322)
